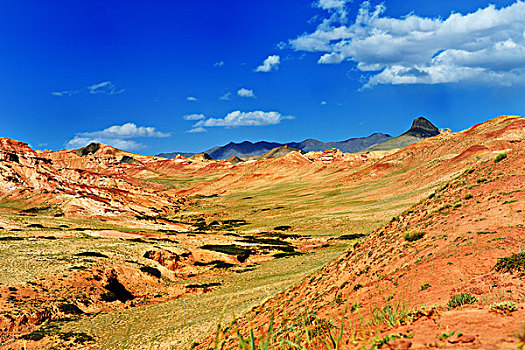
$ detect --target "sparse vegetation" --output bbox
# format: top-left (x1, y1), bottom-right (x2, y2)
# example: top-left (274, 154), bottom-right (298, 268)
top-left (493, 252), bottom-right (525, 274)
top-left (439, 330), bottom-right (457, 340)
top-left (494, 152), bottom-right (507, 163)
top-left (371, 332), bottom-right (414, 349)
top-left (448, 293), bottom-right (477, 309)
top-left (337, 233), bottom-right (367, 240)
top-left (420, 283), bottom-right (431, 291)
top-left (490, 301), bottom-right (517, 314)
top-left (371, 302), bottom-right (411, 327)
top-left (404, 231), bottom-right (424, 242)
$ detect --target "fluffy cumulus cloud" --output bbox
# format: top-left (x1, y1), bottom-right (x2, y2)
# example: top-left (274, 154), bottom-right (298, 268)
top-left (290, 1), bottom-right (525, 87)
top-left (237, 88), bottom-right (256, 97)
top-left (186, 111), bottom-right (293, 133)
top-left (255, 55), bottom-right (280, 72)
top-left (66, 123), bottom-right (170, 150)
top-left (186, 96), bottom-right (198, 101)
top-left (87, 81), bottom-right (124, 95)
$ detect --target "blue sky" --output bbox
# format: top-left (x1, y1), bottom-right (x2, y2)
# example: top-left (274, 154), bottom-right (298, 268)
top-left (1, 0), bottom-right (524, 154)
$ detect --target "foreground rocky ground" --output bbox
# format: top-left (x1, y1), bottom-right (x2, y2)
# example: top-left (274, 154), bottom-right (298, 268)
top-left (0, 115), bottom-right (523, 349)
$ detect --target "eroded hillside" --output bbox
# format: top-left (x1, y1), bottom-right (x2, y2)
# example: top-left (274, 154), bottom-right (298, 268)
top-left (0, 116), bottom-right (523, 349)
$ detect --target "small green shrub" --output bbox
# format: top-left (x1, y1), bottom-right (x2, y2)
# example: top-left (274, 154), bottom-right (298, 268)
top-left (493, 252), bottom-right (525, 274)
top-left (494, 152), bottom-right (507, 163)
top-left (350, 302), bottom-right (362, 312)
top-left (490, 301), bottom-right (517, 313)
top-left (438, 183), bottom-right (449, 192)
top-left (448, 293), bottom-right (477, 309)
top-left (420, 283), bottom-right (431, 291)
top-left (438, 203), bottom-right (452, 211)
top-left (464, 193), bottom-right (473, 200)
top-left (404, 231), bottom-right (424, 242)
top-left (439, 330), bottom-right (458, 340)
top-left (371, 332), bottom-right (414, 349)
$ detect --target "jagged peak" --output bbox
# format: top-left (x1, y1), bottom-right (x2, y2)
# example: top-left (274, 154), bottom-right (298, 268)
top-left (402, 116), bottom-right (439, 138)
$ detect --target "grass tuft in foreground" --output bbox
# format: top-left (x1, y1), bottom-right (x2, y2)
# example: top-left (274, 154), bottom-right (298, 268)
top-left (447, 293), bottom-right (477, 309)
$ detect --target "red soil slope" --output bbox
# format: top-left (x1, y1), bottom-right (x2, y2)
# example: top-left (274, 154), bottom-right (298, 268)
top-left (196, 117), bottom-right (525, 349)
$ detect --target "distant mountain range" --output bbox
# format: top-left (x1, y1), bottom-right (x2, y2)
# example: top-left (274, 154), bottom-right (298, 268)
top-left (157, 117), bottom-right (440, 159)
top-left (158, 133), bottom-right (393, 160)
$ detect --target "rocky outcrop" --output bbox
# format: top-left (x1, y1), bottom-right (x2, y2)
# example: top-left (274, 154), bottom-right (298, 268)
top-left (402, 117), bottom-right (440, 138)
top-left (367, 117), bottom-right (440, 151)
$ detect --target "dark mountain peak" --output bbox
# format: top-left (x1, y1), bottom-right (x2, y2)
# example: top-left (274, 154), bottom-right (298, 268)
top-left (403, 117), bottom-right (439, 138)
top-left (75, 142), bottom-right (102, 156)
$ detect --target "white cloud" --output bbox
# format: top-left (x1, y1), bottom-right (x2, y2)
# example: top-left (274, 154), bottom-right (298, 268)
top-left (237, 88), bottom-right (256, 98)
top-left (186, 96), bottom-right (198, 101)
top-left (316, 0), bottom-right (351, 11)
top-left (289, 1), bottom-right (525, 87)
top-left (66, 123), bottom-right (170, 151)
top-left (66, 137), bottom-right (144, 150)
top-left (315, 0), bottom-right (352, 22)
top-left (193, 111), bottom-right (293, 129)
top-left (214, 61), bottom-right (225, 67)
top-left (186, 127), bottom-right (207, 133)
top-left (220, 92), bottom-right (232, 101)
top-left (255, 55), bottom-right (280, 72)
top-left (87, 81), bottom-right (124, 95)
top-left (321, 101), bottom-right (327, 105)
top-left (184, 114), bottom-right (206, 120)
top-left (77, 123), bottom-right (170, 139)
top-left (52, 90), bottom-right (78, 97)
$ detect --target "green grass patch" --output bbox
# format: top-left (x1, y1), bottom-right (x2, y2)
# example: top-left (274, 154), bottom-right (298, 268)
top-left (494, 152), bottom-right (507, 163)
top-left (448, 293), bottom-right (477, 309)
top-left (404, 231), bottom-right (424, 242)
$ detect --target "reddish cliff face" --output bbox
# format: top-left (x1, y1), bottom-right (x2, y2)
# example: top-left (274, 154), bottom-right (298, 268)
top-left (0, 139), bottom-right (182, 218)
